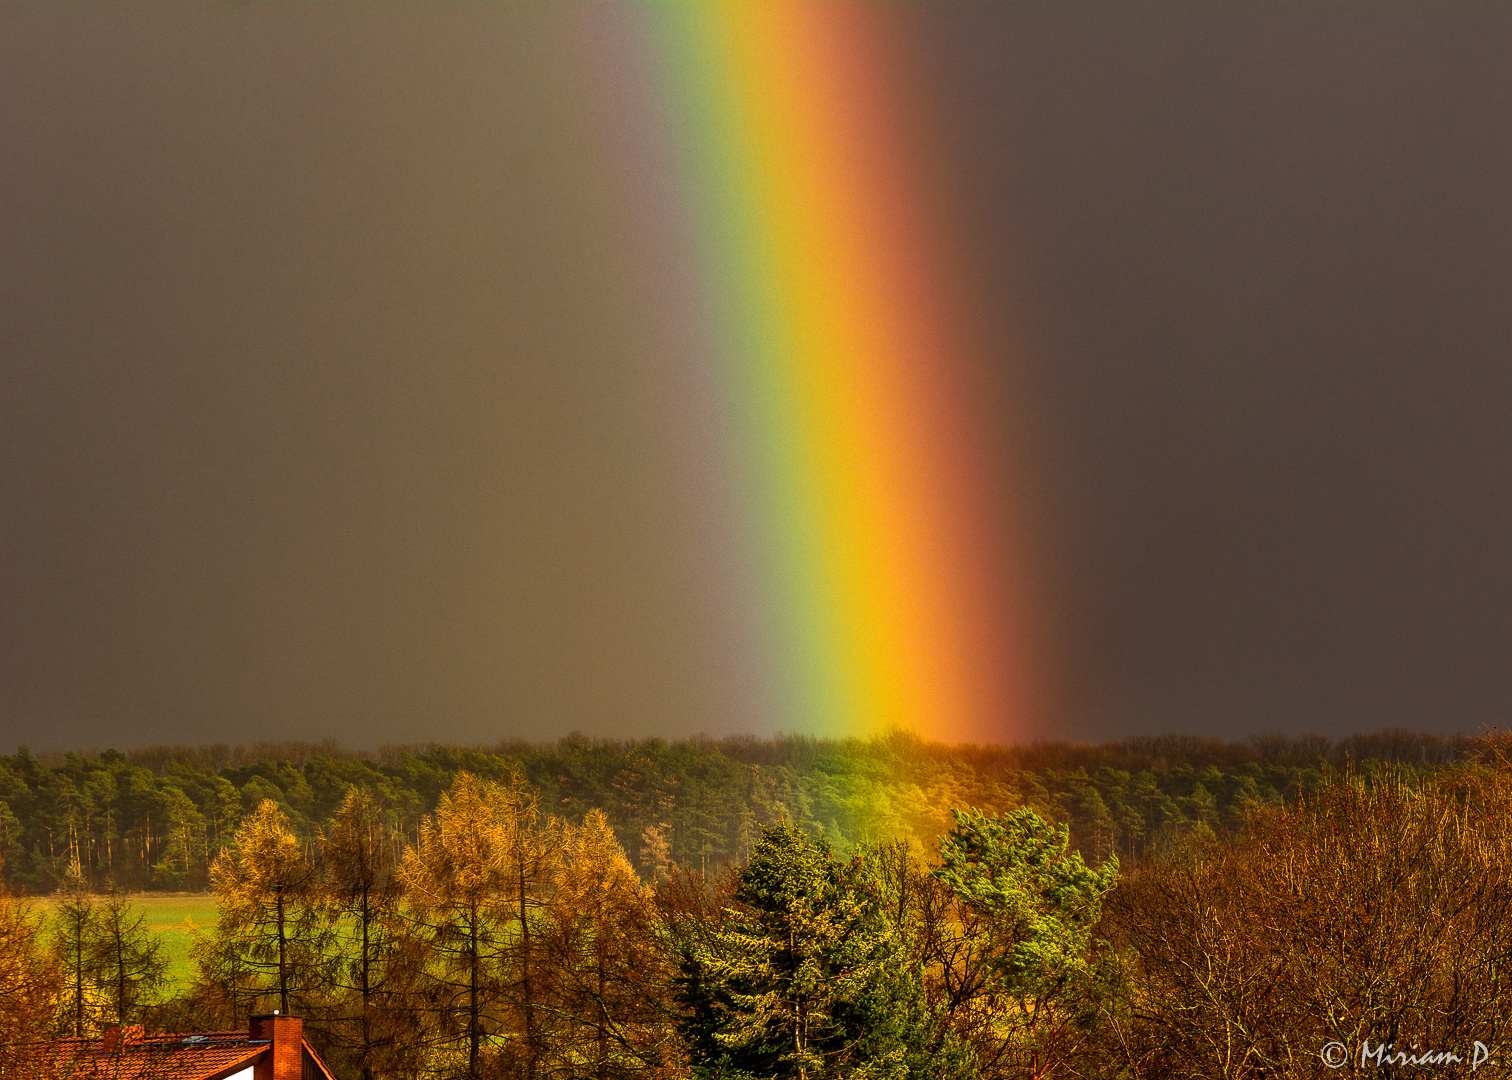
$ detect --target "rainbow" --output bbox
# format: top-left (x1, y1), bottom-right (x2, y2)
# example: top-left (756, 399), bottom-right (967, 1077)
top-left (581, 3), bottom-right (1036, 744)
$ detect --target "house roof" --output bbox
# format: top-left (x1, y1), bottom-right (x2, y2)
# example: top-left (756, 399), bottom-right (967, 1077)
top-left (42, 1031), bottom-right (262, 1079)
top-left (38, 1027), bottom-right (336, 1080)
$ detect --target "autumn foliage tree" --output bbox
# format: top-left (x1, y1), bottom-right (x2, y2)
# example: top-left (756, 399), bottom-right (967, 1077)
top-left (49, 865), bottom-right (100, 1038)
top-left (88, 880), bottom-right (167, 1027)
top-left (540, 809), bottom-right (677, 1080)
top-left (0, 879), bottom-right (60, 1071)
top-left (321, 788), bottom-right (426, 1080)
top-left (198, 799), bottom-right (332, 1019)
top-left (493, 773), bottom-right (559, 1079)
top-left (28, 733), bottom-right (1510, 1080)
top-left (1108, 760), bottom-right (1512, 1079)
top-left (400, 771), bottom-right (555, 1080)
top-left (47, 869), bottom-right (164, 1040)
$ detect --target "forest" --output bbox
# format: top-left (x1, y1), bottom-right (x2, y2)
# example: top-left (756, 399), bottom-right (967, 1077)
top-left (0, 727), bottom-right (1470, 894)
top-left (1, 727), bottom-right (1508, 1079)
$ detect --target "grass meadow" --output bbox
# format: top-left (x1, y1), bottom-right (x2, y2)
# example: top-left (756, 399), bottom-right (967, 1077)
top-left (33, 893), bottom-right (218, 994)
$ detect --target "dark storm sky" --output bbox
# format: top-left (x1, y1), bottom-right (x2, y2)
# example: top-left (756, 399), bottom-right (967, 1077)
top-left (912, 4), bottom-right (1512, 740)
top-left (4, 3), bottom-right (1511, 750)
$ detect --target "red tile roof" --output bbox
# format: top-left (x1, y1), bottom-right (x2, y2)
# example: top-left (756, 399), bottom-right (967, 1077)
top-left (33, 1027), bottom-right (335, 1080)
top-left (40, 1031), bottom-right (262, 1079)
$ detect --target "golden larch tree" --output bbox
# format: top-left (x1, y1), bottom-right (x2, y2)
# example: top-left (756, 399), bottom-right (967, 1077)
top-left (321, 788), bottom-right (427, 1080)
top-left (541, 809), bottom-right (680, 1080)
top-left (401, 772), bottom-right (550, 1080)
top-left (201, 799), bottom-right (332, 1019)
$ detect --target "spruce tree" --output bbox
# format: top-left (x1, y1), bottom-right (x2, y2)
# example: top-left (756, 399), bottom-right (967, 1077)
top-left (679, 823), bottom-right (955, 1080)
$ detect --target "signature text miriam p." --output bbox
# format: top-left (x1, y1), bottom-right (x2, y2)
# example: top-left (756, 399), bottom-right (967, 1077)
top-left (1321, 1039), bottom-right (1497, 1070)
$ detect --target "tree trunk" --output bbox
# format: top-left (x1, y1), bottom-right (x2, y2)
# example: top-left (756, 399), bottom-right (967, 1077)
top-left (519, 862), bottom-right (535, 1080)
top-left (277, 889), bottom-right (289, 1016)
top-left (114, 924), bottom-right (127, 1023)
top-left (596, 925), bottom-right (608, 1080)
top-left (469, 904), bottom-right (480, 1080)
top-left (73, 930), bottom-right (84, 1038)
top-left (360, 887), bottom-right (372, 1080)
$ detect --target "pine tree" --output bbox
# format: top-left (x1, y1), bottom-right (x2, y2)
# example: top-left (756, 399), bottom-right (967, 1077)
top-left (934, 807), bottom-right (1120, 1077)
top-left (154, 786), bottom-right (206, 881)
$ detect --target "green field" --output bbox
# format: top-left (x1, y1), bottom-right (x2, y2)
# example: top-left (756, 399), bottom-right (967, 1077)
top-left (35, 893), bottom-right (219, 993)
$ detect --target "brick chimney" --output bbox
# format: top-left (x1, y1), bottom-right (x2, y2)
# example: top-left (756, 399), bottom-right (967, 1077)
top-left (99, 1024), bottom-right (143, 1053)
top-left (250, 1013), bottom-right (304, 1080)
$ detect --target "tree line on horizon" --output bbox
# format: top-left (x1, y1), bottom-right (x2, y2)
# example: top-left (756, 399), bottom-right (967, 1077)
top-left (4, 737), bottom-right (1512, 1079)
top-left (0, 727), bottom-right (1472, 896)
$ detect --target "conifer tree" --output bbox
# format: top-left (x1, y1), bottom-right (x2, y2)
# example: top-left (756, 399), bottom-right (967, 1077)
top-left (934, 807), bottom-right (1120, 1077)
top-left (321, 788), bottom-right (425, 1080)
top-left (0, 882), bottom-right (60, 1071)
top-left (494, 772), bottom-right (559, 1079)
top-left (936, 808), bottom-right (1117, 997)
top-left (543, 809), bottom-right (674, 1080)
top-left (90, 879), bottom-right (167, 1026)
top-left (679, 823), bottom-right (949, 1080)
top-left (201, 799), bottom-right (332, 1018)
top-left (400, 772), bottom-right (522, 1080)
top-left (49, 861), bottom-right (100, 1038)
